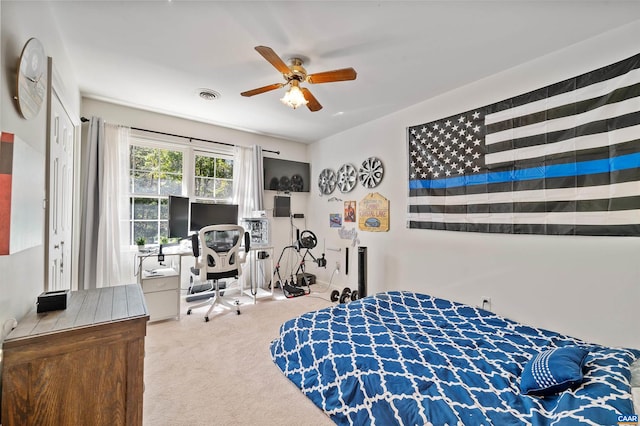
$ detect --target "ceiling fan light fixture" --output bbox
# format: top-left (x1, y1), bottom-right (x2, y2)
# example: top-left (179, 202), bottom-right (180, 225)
top-left (280, 81), bottom-right (308, 109)
top-left (243, 46), bottom-right (354, 112)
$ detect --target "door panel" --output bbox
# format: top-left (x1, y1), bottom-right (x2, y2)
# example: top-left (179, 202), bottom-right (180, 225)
top-left (46, 90), bottom-right (75, 292)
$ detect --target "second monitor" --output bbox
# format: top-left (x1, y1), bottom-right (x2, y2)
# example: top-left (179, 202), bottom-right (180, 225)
top-left (190, 202), bottom-right (239, 231)
top-left (168, 195), bottom-right (190, 238)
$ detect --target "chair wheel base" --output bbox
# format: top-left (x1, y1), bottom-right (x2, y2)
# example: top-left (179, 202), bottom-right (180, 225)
top-left (187, 309), bottom-right (192, 315)
top-left (205, 316), bottom-right (210, 322)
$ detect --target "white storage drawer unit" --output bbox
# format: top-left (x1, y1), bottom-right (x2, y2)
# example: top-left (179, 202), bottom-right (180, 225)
top-left (141, 268), bottom-right (180, 322)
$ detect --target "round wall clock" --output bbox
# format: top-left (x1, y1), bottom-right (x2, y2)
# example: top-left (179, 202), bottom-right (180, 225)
top-left (16, 38), bottom-right (47, 120)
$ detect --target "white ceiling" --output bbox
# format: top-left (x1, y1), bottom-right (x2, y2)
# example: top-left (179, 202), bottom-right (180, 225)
top-left (47, 1), bottom-right (640, 144)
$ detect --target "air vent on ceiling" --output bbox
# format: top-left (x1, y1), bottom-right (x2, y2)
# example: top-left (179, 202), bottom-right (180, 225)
top-left (197, 88), bottom-right (221, 101)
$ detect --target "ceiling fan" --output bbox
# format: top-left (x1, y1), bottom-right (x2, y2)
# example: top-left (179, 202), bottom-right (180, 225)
top-left (241, 45), bottom-right (357, 112)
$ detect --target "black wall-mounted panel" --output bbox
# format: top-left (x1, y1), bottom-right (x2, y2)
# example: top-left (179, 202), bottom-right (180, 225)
top-left (264, 157), bottom-right (310, 192)
top-left (274, 196), bottom-right (291, 217)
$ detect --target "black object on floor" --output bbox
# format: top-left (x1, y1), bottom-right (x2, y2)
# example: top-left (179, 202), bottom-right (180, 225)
top-left (283, 283), bottom-right (306, 298)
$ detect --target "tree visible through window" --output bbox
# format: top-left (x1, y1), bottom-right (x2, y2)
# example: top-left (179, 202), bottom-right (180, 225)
top-left (128, 143), bottom-right (234, 245)
top-left (129, 145), bottom-right (183, 245)
top-left (194, 152), bottom-right (233, 201)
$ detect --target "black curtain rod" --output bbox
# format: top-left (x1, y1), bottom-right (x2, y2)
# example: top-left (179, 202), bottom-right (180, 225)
top-left (80, 116), bottom-right (280, 155)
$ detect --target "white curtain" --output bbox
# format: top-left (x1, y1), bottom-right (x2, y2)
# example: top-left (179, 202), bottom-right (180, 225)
top-left (78, 118), bottom-right (130, 289)
top-left (232, 145), bottom-right (264, 220)
top-left (96, 123), bottom-right (130, 287)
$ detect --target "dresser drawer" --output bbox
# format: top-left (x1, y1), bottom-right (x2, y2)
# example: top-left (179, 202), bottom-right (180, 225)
top-left (141, 274), bottom-right (179, 293)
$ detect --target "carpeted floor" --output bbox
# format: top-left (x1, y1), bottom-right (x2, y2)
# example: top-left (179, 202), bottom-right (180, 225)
top-left (143, 286), bottom-right (336, 426)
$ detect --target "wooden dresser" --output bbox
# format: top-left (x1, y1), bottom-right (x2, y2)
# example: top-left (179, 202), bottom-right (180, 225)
top-left (1, 284), bottom-right (149, 426)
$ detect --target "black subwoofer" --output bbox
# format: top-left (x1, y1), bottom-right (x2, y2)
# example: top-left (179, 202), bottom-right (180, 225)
top-left (357, 246), bottom-right (367, 298)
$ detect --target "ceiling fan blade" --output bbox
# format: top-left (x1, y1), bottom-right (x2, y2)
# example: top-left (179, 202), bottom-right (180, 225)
top-left (255, 46), bottom-right (291, 75)
top-left (301, 88), bottom-right (322, 112)
top-left (241, 83), bottom-right (284, 97)
top-left (307, 67), bottom-right (357, 84)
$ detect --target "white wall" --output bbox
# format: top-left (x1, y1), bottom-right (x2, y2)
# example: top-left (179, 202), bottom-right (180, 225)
top-left (81, 99), bottom-right (311, 286)
top-left (0, 2), bottom-right (80, 342)
top-left (307, 21), bottom-right (640, 349)
top-left (2, 2), bottom-right (638, 353)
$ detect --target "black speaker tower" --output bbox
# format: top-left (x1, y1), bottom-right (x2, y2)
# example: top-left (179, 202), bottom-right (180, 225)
top-left (357, 246), bottom-right (367, 298)
top-left (345, 247), bottom-right (349, 275)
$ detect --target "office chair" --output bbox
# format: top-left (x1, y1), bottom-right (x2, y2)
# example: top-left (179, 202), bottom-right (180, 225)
top-left (186, 224), bottom-right (250, 322)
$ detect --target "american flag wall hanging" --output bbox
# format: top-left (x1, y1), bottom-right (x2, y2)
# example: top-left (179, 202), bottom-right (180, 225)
top-left (407, 53), bottom-right (640, 236)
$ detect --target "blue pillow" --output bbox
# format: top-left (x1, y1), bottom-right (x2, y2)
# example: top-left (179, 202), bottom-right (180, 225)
top-left (520, 346), bottom-right (589, 396)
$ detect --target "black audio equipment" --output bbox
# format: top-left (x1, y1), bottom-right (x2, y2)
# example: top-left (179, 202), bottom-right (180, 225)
top-left (345, 247), bottom-right (349, 275)
top-left (157, 245), bottom-right (165, 263)
top-left (37, 290), bottom-right (70, 313)
top-left (274, 195), bottom-right (291, 217)
top-left (358, 246), bottom-right (367, 298)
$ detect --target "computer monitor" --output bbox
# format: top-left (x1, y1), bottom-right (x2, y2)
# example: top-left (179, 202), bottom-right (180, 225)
top-left (168, 195), bottom-right (190, 239)
top-left (190, 202), bottom-right (239, 231)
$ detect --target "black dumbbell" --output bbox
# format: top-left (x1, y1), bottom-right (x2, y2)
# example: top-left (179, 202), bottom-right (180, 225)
top-left (350, 290), bottom-right (359, 301)
top-left (331, 287), bottom-right (352, 303)
top-left (339, 287), bottom-right (351, 303)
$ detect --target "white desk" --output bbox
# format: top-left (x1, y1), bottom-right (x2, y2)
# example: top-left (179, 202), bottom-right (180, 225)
top-left (138, 243), bottom-right (274, 312)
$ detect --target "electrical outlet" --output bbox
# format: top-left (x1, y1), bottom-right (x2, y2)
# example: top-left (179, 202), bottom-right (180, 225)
top-left (481, 297), bottom-right (492, 311)
top-left (335, 261), bottom-right (341, 272)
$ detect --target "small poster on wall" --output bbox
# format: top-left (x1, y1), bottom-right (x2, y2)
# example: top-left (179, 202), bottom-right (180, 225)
top-left (358, 192), bottom-right (389, 232)
top-left (330, 213), bottom-right (342, 228)
top-left (344, 201), bottom-right (356, 222)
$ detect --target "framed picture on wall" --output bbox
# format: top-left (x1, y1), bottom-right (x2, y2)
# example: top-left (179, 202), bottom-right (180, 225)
top-left (344, 201), bottom-right (356, 222)
top-left (0, 132), bottom-right (45, 254)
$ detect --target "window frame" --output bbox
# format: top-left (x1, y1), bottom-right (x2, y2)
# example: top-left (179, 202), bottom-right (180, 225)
top-left (127, 134), bottom-right (234, 245)
top-left (192, 149), bottom-right (235, 203)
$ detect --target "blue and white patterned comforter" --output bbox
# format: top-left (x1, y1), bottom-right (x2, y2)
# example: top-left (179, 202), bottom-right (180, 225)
top-left (270, 291), bottom-right (639, 425)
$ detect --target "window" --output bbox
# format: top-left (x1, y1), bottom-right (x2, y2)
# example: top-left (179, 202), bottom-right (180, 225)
top-left (128, 141), bottom-right (234, 245)
top-left (129, 145), bottom-right (184, 245)
top-left (194, 151), bottom-right (234, 201)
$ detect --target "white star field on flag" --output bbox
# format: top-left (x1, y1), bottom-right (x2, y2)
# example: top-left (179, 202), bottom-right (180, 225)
top-left (409, 111), bottom-right (485, 180)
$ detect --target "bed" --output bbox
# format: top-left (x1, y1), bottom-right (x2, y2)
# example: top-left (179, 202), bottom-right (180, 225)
top-left (270, 291), bottom-right (639, 425)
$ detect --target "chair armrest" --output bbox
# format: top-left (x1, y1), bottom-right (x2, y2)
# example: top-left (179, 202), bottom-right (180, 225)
top-left (191, 233), bottom-right (200, 257)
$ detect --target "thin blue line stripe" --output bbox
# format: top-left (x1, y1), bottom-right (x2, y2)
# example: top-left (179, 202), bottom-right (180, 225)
top-left (409, 152), bottom-right (640, 190)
